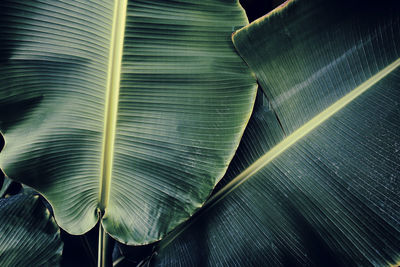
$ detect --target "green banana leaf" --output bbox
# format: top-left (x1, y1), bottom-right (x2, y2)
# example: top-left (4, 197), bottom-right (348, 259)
top-left (0, 0), bottom-right (256, 244)
top-left (153, 0), bottom-right (400, 265)
top-left (0, 193), bottom-right (63, 266)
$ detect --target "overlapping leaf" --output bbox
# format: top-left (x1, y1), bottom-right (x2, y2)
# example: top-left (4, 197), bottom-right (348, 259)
top-left (0, 0), bottom-right (256, 244)
top-left (0, 194), bottom-right (63, 266)
top-left (153, 0), bottom-right (400, 265)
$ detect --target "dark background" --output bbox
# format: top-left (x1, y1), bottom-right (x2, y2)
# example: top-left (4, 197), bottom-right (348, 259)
top-left (241, 0), bottom-right (284, 22)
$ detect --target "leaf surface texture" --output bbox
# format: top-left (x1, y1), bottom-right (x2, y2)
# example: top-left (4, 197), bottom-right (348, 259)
top-left (0, 194), bottom-right (63, 266)
top-left (154, 0), bottom-right (400, 265)
top-left (0, 0), bottom-right (256, 244)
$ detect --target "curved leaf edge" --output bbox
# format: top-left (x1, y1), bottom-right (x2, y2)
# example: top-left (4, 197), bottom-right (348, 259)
top-left (0, 0), bottom-right (258, 246)
top-left (101, 83), bottom-right (257, 246)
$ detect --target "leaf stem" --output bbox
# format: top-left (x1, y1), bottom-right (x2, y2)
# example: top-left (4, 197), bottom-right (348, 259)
top-left (98, 222), bottom-right (113, 267)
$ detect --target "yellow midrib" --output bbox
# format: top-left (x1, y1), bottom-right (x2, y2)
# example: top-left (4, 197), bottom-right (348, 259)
top-left (207, 57), bottom-right (400, 208)
top-left (98, 0), bottom-right (128, 212)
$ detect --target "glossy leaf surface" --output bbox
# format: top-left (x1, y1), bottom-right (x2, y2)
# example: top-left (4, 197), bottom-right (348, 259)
top-left (0, 194), bottom-right (63, 266)
top-left (0, 0), bottom-right (256, 244)
top-left (154, 0), bottom-right (400, 265)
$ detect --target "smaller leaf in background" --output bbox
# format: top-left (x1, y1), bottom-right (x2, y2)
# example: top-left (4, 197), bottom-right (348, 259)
top-left (0, 135), bottom-right (22, 199)
top-left (113, 241), bottom-right (155, 267)
top-left (0, 176), bottom-right (9, 198)
top-left (0, 176), bottom-right (22, 198)
top-left (0, 193), bottom-right (63, 266)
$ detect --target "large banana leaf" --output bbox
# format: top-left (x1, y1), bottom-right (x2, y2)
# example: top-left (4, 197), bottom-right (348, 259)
top-left (0, 193), bottom-right (63, 266)
top-left (0, 0), bottom-right (257, 244)
top-left (153, 0), bottom-right (400, 265)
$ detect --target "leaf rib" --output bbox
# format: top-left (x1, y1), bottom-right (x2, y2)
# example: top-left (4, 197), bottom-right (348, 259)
top-left (99, 0), bottom-right (128, 212)
top-left (206, 57), bottom-right (400, 209)
top-left (160, 57), bottom-right (400, 249)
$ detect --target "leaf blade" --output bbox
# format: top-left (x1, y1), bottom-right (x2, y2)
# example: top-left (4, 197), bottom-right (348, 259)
top-left (0, 0), bottom-right (114, 234)
top-left (103, 0), bottom-right (257, 244)
top-left (0, 0), bottom-right (257, 244)
top-left (0, 194), bottom-right (63, 266)
top-left (154, 0), bottom-right (400, 265)
top-left (207, 57), bottom-right (400, 209)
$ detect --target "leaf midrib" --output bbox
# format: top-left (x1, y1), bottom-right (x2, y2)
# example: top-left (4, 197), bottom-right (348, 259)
top-left (160, 57), bottom-right (400, 249)
top-left (207, 57), bottom-right (400, 208)
top-left (98, 0), bottom-right (128, 212)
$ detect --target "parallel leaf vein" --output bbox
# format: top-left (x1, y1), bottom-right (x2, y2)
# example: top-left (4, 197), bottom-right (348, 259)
top-left (160, 57), bottom-right (400, 249)
top-left (207, 57), bottom-right (400, 209)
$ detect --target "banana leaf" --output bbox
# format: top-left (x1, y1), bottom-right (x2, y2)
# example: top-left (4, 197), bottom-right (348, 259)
top-left (153, 0), bottom-right (400, 265)
top-left (0, 0), bottom-right (256, 245)
top-left (0, 194), bottom-right (63, 266)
